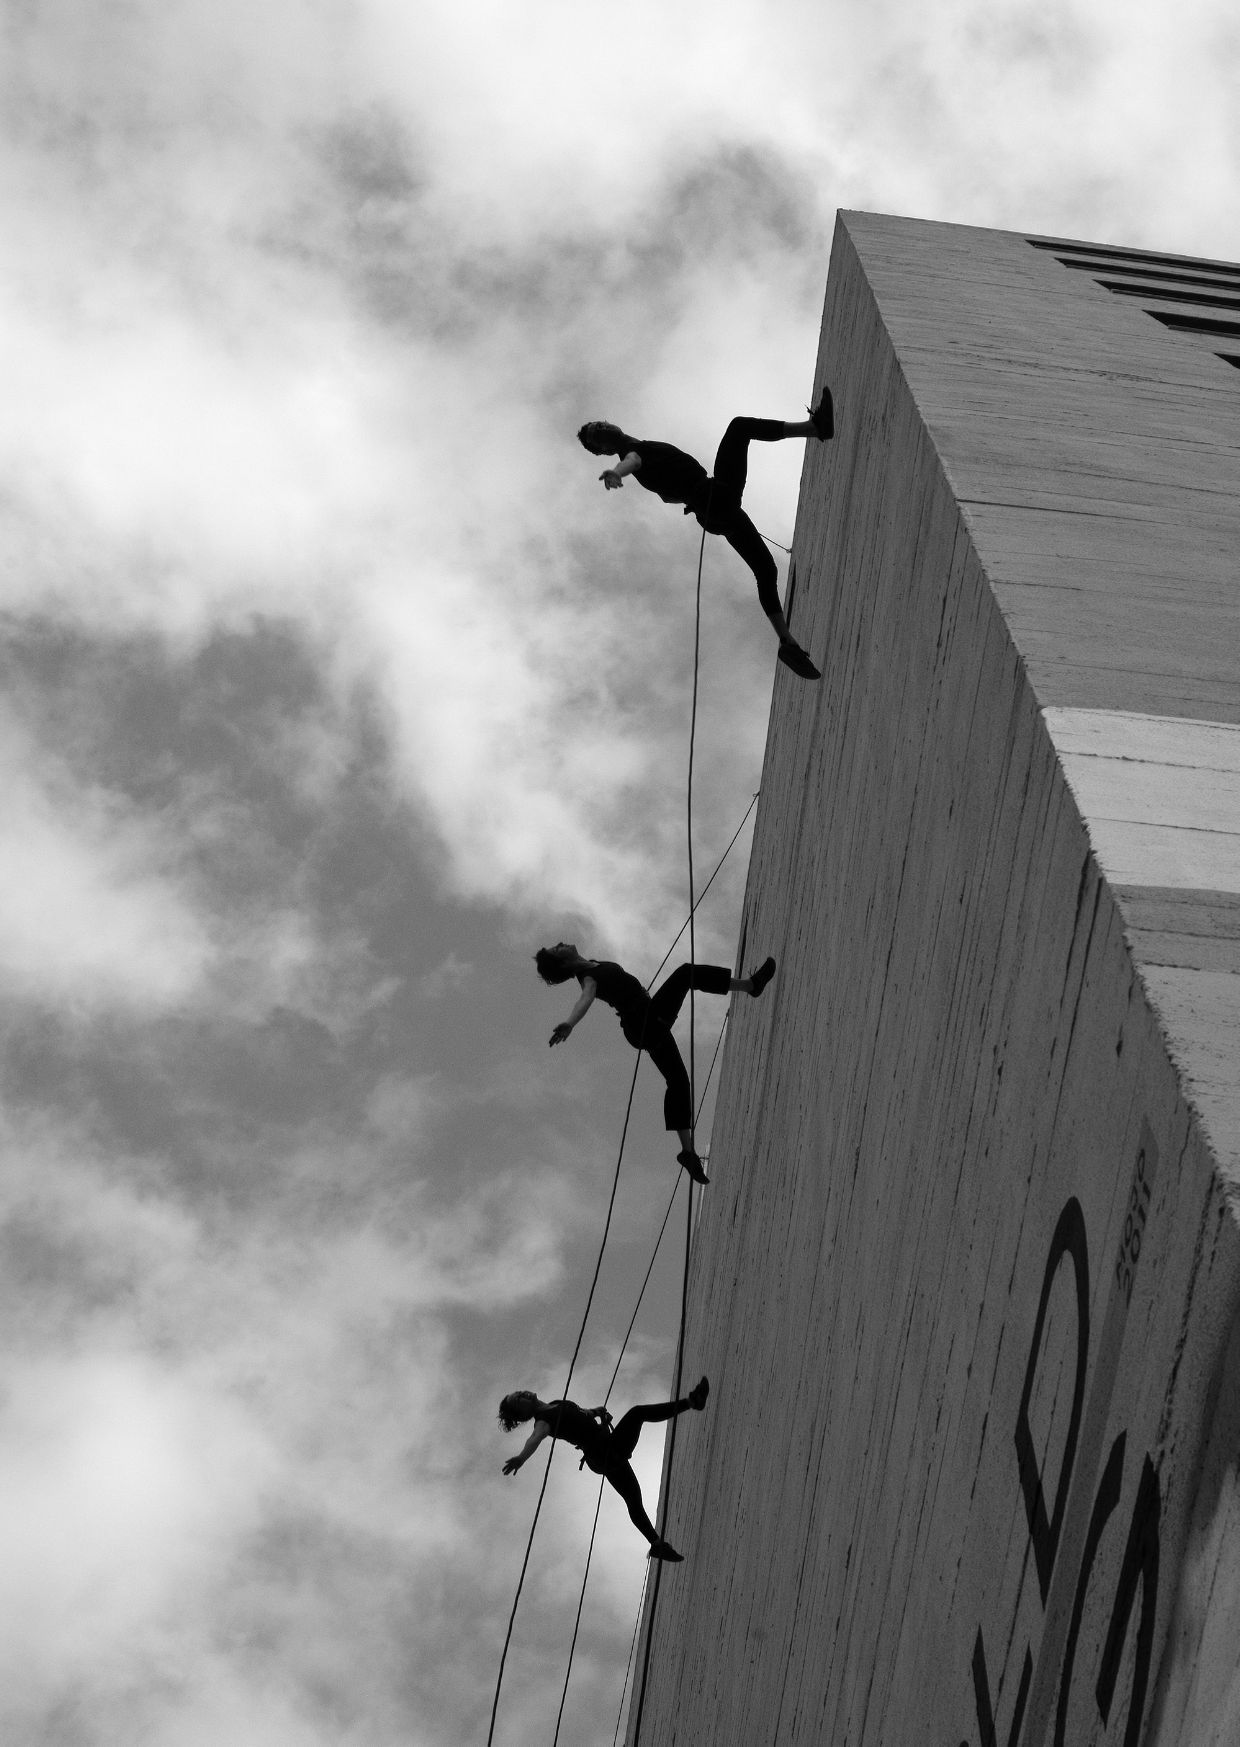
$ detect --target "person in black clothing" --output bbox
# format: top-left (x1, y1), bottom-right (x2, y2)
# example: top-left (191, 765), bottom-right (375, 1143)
top-left (534, 942), bottom-right (776, 1184)
top-left (499, 1377), bottom-right (710, 1560)
top-left (577, 389), bottom-right (834, 679)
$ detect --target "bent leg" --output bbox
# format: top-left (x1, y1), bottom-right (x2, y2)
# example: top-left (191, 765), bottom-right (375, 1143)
top-left (609, 1400), bottom-right (688, 1463)
top-left (709, 415), bottom-right (787, 516)
top-left (649, 962), bottom-right (735, 1027)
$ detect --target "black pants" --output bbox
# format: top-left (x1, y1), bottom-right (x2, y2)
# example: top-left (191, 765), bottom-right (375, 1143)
top-left (622, 961), bottom-right (732, 1132)
top-left (696, 416), bottom-right (786, 621)
top-left (586, 1399), bottom-right (691, 1543)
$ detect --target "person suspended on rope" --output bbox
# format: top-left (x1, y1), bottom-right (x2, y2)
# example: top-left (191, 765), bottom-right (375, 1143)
top-left (499, 1378), bottom-right (710, 1561)
top-left (535, 944), bottom-right (776, 1184)
top-left (577, 389), bottom-right (834, 679)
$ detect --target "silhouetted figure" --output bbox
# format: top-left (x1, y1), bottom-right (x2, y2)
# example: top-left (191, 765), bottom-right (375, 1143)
top-left (499, 1377), bottom-right (710, 1560)
top-left (535, 943), bottom-right (776, 1183)
top-left (578, 390), bottom-right (834, 678)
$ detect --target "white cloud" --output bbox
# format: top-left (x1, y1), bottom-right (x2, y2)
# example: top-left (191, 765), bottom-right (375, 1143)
top-left (0, 1350), bottom-right (273, 1692)
top-left (0, 712), bottom-right (211, 1009)
top-left (9, 0), bottom-right (1235, 954)
top-left (0, 1), bottom-right (1239, 1740)
top-left (0, 1097), bottom-right (604, 1742)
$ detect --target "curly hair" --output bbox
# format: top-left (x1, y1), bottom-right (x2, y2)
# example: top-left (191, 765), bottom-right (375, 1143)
top-left (498, 1391), bottom-right (539, 1433)
top-left (577, 420), bottom-right (624, 456)
top-left (534, 947), bottom-right (575, 985)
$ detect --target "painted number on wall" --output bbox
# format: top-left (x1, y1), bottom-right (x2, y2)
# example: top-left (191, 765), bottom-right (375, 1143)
top-left (1114, 1142), bottom-right (1152, 1309)
top-left (963, 1120), bottom-right (1161, 1747)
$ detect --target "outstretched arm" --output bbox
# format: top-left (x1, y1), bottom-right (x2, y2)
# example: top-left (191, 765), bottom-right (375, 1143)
top-left (503, 1419), bottom-right (550, 1475)
top-left (600, 452), bottom-right (641, 490)
top-left (549, 976), bottom-right (597, 1045)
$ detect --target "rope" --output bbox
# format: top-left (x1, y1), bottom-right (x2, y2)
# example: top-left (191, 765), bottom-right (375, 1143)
top-left (492, 524), bottom-right (739, 1747)
top-left (596, 1014), bottom-right (728, 1747)
top-left (485, 1049), bottom-right (643, 1747)
top-left (612, 1566), bottom-right (651, 1747)
top-left (687, 525), bottom-right (705, 1155)
top-left (487, 798), bottom-right (752, 1745)
top-left (648, 792), bottom-right (757, 989)
top-left (629, 521), bottom-right (708, 1747)
top-left (630, 1178), bottom-right (693, 1747)
top-left (607, 1012), bottom-right (727, 1415)
top-left (551, 526), bottom-right (724, 1746)
top-left (551, 1476), bottom-right (607, 1747)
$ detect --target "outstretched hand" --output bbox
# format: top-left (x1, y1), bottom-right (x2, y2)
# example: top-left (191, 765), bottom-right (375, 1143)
top-left (549, 1023), bottom-right (573, 1046)
top-left (502, 1457), bottom-right (523, 1476)
top-left (599, 470), bottom-right (624, 489)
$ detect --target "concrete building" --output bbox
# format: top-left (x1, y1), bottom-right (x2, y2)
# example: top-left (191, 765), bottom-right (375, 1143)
top-left (629, 213), bottom-right (1240, 1747)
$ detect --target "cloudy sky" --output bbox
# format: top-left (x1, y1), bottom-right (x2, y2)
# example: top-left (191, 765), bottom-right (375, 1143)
top-left (0, 2), bottom-right (1237, 1743)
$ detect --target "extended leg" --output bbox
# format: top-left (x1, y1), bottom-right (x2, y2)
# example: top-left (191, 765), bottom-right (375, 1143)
top-left (705, 403), bottom-right (830, 679)
top-left (604, 1460), bottom-right (681, 1557)
top-left (722, 511), bottom-right (819, 676)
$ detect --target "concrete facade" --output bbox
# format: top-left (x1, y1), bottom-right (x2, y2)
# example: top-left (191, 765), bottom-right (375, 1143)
top-left (628, 215), bottom-right (1240, 1746)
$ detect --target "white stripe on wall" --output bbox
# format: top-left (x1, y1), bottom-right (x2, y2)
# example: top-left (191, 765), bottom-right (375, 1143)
top-left (1043, 707), bottom-right (1240, 893)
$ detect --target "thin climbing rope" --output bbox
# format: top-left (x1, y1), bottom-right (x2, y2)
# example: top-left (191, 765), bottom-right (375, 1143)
top-left (490, 519), bottom-right (733, 1747)
top-left (612, 1566), bottom-right (650, 1747)
top-left (687, 524), bottom-right (705, 1155)
top-left (554, 1014), bottom-right (731, 1747)
top-left (484, 1049), bottom-right (643, 1747)
top-left (629, 520), bottom-right (709, 1747)
top-left (649, 790), bottom-right (758, 989)
top-left (503, 467), bottom-right (788, 1745)
top-left (551, 1478), bottom-right (607, 1747)
top-left (630, 1174), bottom-right (694, 1747)
top-left (487, 797), bottom-right (750, 1747)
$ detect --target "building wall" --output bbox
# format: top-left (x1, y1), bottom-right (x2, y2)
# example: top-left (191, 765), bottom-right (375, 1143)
top-left (628, 215), bottom-right (1240, 1747)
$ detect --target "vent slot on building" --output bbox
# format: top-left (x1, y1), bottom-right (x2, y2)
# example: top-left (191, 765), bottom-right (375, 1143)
top-left (1148, 310), bottom-right (1240, 340)
top-left (1028, 235), bottom-right (1240, 376)
top-left (1027, 235), bottom-right (1240, 277)
top-left (1055, 259), bottom-right (1240, 294)
top-left (1099, 280), bottom-right (1240, 314)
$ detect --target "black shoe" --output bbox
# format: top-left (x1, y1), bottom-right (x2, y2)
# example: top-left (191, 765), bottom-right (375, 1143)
top-left (687, 1376), bottom-right (709, 1411)
top-left (809, 385), bottom-right (834, 440)
top-left (677, 1149), bottom-right (709, 1186)
top-left (778, 641), bottom-right (820, 680)
top-left (748, 956), bottom-right (776, 998)
top-left (648, 1539), bottom-right (684, 1562)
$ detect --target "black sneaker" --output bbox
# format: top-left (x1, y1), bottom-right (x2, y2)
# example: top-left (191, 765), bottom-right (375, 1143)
top-left (687, 1376), bottom-right (709, 1411)
top-left (748, 956), bottom-right (776, 998)
top-left (648, 1540), bottom-right (684, 1562)
top-left (809, 386), bottom-right (834, 440)
top-left (677, 1149), bottom-right (709, 1186)
top-left (778, 641), bottom-right (820, 680)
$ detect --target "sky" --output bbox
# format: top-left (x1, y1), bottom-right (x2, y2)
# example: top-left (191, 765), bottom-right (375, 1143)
top-left (0, 2), bottom-right (1237, 1744)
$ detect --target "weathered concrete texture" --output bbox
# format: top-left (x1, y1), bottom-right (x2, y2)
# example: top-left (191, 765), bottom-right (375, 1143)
top-left (628, 216), bottom-right (1240, 1746)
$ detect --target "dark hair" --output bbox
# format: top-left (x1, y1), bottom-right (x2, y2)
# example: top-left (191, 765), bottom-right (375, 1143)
top-left (534, 947), bottom-right (575, 985)
top-left (577, 420), bottom-right (624, 456)
top-left (498, 1391), bottom-right (538, 1432)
